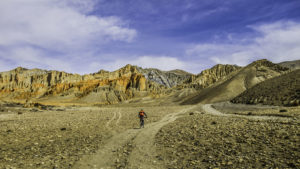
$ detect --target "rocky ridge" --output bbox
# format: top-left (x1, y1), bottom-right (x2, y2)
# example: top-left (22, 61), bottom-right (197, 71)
top-left (0, 59), bottom-right (293, 106)
top-left (181, 59), bottom-right (290, 104)
top-left (0, 63), bottom-right (241, 105)
top-left (0, 65), bottom-right (165, 105)
top-left (138, 68), bottom-right (193, 88)
top-left (180, 64), bottom-right (241, 89)
top-left (278, 60), bottom-right (300, 71)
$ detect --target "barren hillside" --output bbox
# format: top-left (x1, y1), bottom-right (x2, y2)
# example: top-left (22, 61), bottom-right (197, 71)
top-left (231, 69), bottom-right (300, 106)
top-left (278, 60), bottom-right (300, 70)
top-left (181, 59), bottom-right (289, 104)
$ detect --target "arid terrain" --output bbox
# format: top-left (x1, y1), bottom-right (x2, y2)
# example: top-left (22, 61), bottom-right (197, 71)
top-left (0, 102), bottom-right (189, 168)
top-left (156, 103), bottom-right (299, 169)
top-left (0, 59), bottom-right (299, 168)
top-left (1, 102), bottom-right (299, 169)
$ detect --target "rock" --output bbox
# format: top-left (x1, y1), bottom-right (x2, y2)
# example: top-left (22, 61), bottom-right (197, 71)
top-left (60, 128), bottom-right (67, 131)
top-left (189, 112), bottom-right (194, 115)
top-left (227, 161), bottom-right (233, 165)
top-left (180, 64), bottom-right (241, 89)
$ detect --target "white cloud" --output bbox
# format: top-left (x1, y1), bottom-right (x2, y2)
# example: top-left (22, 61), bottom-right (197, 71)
top-left (187, 21), bottom-right (300, 66)
top-left (0, 46), bottom-right (73, 73)
top-left (0, 0), bottom-right (137, 73)
top-left (0, 0), bottom-right (136, 51)
top-left (130, 56), bottom-right (186, 70)
top-left (87, 56), bottom-right (188, 73)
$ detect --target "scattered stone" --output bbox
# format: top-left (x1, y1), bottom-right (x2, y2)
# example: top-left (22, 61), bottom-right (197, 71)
top-left (189, 112), bottom-right (194, 115)
top-left (279, 109), bottom-right (287, 112)
top-left (60, 128), bottom-right (67, 131)
top-left (30, 109), bottom-right (38, 112)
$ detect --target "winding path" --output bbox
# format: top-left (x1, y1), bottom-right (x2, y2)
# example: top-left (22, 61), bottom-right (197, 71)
top-left (202, 104), bottom-right (294, 121)
top-left (74, 106), bottom-right (194, 169)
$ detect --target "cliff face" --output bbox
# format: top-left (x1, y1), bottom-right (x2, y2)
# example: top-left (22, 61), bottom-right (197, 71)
top-left (1, 59), bottom-right (290, 105)
top-left (180, 64), bottom-right (241, 89)
top-left (0, 63), bottom-right (243, 105)
top-left (139, 68), bottom-right (193, 88)
top-left (0, 65), bottom-right (166, 104)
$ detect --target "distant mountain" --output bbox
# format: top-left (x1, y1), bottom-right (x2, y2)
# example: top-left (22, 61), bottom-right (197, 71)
top-left (231, 69), bottom-right (300, 106)
top-left (181, 59), bottom-right (289, 104)
top-left (0, 59), bottom-right (294, 106)
top-left (138, 68), bottom-right (193, 88)
top-left (278, 60), bottom-right (300, 70)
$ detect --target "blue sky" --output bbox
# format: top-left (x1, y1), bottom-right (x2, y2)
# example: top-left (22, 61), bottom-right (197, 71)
top-left (0, 0), bottom-right (300, 74)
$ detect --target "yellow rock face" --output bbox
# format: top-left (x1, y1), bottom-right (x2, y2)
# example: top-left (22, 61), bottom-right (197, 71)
top-left (0, 65), bottom-right (164, 104)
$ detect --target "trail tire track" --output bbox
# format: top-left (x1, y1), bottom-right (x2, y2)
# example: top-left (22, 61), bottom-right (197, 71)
top-left (202, 104), bottom-right (294, 121)
top-left (74, 106), bottom-right (195, 169)
top-left (126, 107), bottom-right (194, 169)
top-left (105, 111), bottom-right (117, 129)
top-left (115, 109), bottom-right (121, 126)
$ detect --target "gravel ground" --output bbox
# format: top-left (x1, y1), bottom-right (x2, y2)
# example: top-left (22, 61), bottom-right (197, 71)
top-left (0, 105), bottom-right (182, 169)
top-left (155, 106), bottom-right (300, 169)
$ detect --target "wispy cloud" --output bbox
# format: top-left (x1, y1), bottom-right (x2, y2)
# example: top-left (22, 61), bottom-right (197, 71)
top-left (0, 0), bottom-right (299, 75)
top-left (187, 21), bottom-right (300, 66)
top-left (0, 0), bottom-right (137, 72)
top-left (88, 56), bottom-right (188, 73)
top-left (0, 0), bottom-right (136, 49)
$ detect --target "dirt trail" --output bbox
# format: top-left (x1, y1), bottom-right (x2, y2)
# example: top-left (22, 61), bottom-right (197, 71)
top-left (202, 104), bottom-right (293, 121)
top-left (105, 110), bottom-right (117, 129)
top-left (0, 114), bottom-right (17, 121)
top-left (74, 107), bottom-right (194, 169)
top-left (115, 109), bottom-right (121, 126)
top-left (126, 108), bottom-right (193, 169)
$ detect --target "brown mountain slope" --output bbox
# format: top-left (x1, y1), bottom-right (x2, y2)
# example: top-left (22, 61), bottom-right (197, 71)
top-left (278, 60), bottom-right (300, 70)
top-left (231, 69), bottom-right (300, 106)
top-left (181, 59), bottom-right (289, 104)
top-left (179, 64), bottom-right (241, 89)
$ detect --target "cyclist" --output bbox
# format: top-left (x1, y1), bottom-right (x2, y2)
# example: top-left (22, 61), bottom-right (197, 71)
top-left (138, 109), bottom-right (147, 128)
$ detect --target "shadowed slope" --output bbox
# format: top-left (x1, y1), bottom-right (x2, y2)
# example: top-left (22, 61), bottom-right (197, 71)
top-left (278, 60), bottom-right (300, 71)
top-left (231, 69), bottom-right (300, 106)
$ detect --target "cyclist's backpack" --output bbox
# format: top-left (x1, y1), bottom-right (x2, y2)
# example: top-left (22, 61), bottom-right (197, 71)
top-left (139, 111), bottom-right (144, 116)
